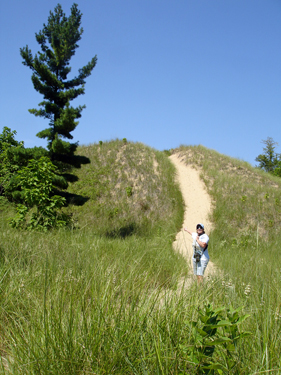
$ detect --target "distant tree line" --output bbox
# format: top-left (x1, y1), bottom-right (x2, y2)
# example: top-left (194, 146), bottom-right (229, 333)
top-left (255, 137), bottom-right (281, 177)
top-left (0, 3), bottom-right (96, 230)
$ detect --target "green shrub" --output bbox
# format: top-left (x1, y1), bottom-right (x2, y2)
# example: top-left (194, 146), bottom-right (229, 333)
top-left (180, 303), bottom-right (251, 374)
top-left (126, 186), bottom-right (133, 197)
top-left (0, 127), bottom-right (48, 201)
top-left (10, 157), bottom-right (71, 230)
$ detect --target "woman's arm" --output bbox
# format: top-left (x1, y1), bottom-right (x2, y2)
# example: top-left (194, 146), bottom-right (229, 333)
top-left (184, 228), bottom-right (192, 235)
top-left (196, 236), bottom-right (207, 249)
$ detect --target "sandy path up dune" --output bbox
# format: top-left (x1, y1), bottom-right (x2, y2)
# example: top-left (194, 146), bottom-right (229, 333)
top-left (169, 153), bottom-right (215, 277)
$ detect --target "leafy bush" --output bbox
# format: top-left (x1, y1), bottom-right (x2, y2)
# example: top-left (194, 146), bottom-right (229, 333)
top-left (0, 127), bottom-right (24, 198)
top-left (180, 303), bottom-right (251, 374)
top-left (0, 127), bottom-right (48, 200)
top-left (125, 186), bottom-right (133, 197)
top-left (10, 157), bottom-right (71, 230)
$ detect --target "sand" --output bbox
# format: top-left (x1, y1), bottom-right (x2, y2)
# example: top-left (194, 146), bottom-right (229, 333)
top-left (169, 153), bottom-right (216, 278)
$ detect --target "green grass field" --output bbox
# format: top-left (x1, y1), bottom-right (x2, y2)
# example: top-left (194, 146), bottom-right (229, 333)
top-left (0, 141), bottom-right (280, 374)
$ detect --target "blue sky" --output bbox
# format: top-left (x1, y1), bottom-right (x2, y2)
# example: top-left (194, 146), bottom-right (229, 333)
top-left (1, 0), bottom-right (280, 165)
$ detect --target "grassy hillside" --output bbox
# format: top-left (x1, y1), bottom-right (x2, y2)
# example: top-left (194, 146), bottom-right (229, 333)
top-left (174, 145), bottom-right (281, 372)
top-left (1, 142), bottom-right (281, 373)
top-left (67, 139), bottom-right (182, 237)
top-left (0, 140), bottom-right (191, 374)
top-left (175, 145), bottom-right (281, 280)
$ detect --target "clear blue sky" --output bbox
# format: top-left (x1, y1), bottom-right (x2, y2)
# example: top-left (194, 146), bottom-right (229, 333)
top-left (1, 0), bottom-right (280, 165)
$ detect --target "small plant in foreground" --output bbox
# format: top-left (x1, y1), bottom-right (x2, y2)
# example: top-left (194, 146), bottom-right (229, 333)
top-left (126, 186), bottom-right (133, 197)
top-left (10, 157), bottom-right (71, 230)
top-left (180, 303), bottom-right (251, 374)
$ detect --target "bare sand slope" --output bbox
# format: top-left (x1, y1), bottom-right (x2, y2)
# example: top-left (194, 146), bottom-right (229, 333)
top-left (169, 153), bottom-right (216, 278)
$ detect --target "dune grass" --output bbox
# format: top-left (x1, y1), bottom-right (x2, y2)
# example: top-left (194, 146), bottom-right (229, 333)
top-left (174, 145), bottom-right (281, 373)
top-left (0, 216), bottom-right (252, 374)
top-left (66, 140), bottom-right (181, 237)
top-left (0, 141), bottom-right (191, 374)
top-left (0, 142), bottom-right (281, 373)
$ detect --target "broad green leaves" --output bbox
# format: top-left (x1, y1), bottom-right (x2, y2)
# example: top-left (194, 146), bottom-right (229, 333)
top-left (10, 157), bottom-right (71, 230)
top-left (180, 303), bottom-right (251, 374)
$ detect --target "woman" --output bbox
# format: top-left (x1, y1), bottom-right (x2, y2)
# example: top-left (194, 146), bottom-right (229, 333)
top-left (184, 223), bottom-right (209, 283)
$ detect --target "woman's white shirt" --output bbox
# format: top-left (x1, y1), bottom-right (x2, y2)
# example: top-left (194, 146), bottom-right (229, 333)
top-left (192, 232), bottom-right (209, 260)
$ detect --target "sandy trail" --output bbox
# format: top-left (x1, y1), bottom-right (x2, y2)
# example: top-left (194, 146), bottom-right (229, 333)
top-left (169, 153), bottom-right (216, 279)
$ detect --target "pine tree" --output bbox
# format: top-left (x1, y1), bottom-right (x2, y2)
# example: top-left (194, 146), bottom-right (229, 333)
top-left (255, 137), bottom-right (280, 173)
top-left (20, 3), bottom-right (96, 173)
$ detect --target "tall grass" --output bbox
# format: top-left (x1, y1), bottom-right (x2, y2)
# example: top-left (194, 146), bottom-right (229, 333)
top-left (0, 226), bottom-right (186, 373)
top-left (0, 141), bottom-right (191, 373)
top-left (174, 145), bottom-right (281, 372)
top-left (1, 142), bottom-right (281, 373)
top-left (0, 220), bottom-right (252, 374)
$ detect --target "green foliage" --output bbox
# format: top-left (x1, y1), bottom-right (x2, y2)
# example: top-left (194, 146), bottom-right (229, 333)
top-left (0, 127), bottom-right (48, 200)
top-left (272, 162), bottom-right (281, 177)
top-left (0, 127), bottom-right (22, 197)
top-left (255, 137), bottom-right (281, 175)
top-left (0, 126), bottom-right (20, 152)
top-left (163, 149), bottom-right (172, 156)
top-left (10, 157), bottom-right (71, 230)
top-left (20, 3), bottom-right (95, 173)
top-left (180, 304), bottom-right (251, 374)
top-left (125, 186), bottom-right (133, 197)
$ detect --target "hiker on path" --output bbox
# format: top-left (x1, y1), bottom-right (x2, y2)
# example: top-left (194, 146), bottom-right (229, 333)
top-left (184, 223), bottom-right (209, 283)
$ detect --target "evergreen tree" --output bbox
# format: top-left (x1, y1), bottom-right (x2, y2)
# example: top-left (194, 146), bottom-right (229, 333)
top-left (255, 137), bottom-right (280, 173)
top-left (20, 3), bottom-right (96, 174)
